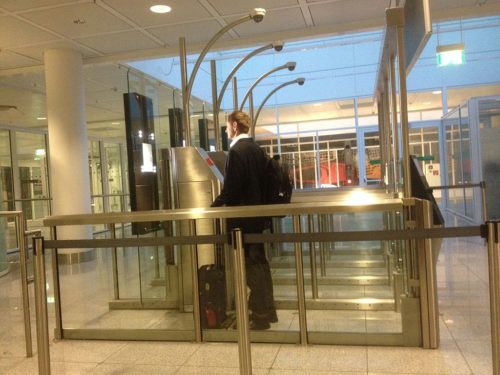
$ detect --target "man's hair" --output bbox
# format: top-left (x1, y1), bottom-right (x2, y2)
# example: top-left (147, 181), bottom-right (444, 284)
top-left (228, 110), bottom-right (250, 134)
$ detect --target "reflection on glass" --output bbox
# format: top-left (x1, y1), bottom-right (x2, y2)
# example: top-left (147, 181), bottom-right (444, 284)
top-left (15, 132), bottom-right (50, 232)
top-left (104, 143), bottom-right (124, 213)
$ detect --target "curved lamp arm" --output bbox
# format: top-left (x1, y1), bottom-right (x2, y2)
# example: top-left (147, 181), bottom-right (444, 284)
top-left (239, 61), bottom-right (296, 111)
top-left (186, 9), bottom-right (266, 101)
top-left (216, 43), bottom-right (281, 111)
top-left (253, 78), bottom-right (305, 134)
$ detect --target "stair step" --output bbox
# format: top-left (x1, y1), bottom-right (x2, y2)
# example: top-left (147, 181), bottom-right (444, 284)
top-left (273, 275), bottom-right (389, 286)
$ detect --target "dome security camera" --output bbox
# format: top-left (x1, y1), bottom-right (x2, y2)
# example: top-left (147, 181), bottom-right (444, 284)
top-left (273, 41), bottom-right (284, 52)
top-left (286, 62), bottom-right (296, 71)
top-left (250, 8), bottom-right (266, 23)
top-left (297, 78), bottom-right (305, 85)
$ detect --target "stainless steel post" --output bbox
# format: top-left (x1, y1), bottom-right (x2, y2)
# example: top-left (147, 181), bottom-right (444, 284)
top-left (33, 237), bottom-right (51, 375)
top-left (211, 60), bottom-right (221, 151)
top-left (481, 181), bottom-right (488, 221)
top-left (307, 215), bottom-right (318, 299)
top-left (389, 56), bottom-right (400, 194)
top-left (179, 37), bottom-right (191, 147)
top-left (109, 223), bottom-right (120, 300)
top-left (232, 76), bottom-right (238, 111)
top-left (292, 215), bottom-right (308, 345)
top-left (396, 26), bottom-right (411, 198)
top-left (318, 215), bottom-right (326, 277)
top-left (189, 220), bottom-right (202, 343)
top-left (420, 200), bottom-right (439, 349)
top-left (232, 228), bottom-right (252, 375)
top-left (249, 92), bottom-right (255, 137)
top-left (487, 221), bottom-right (500, 375)
top-left (15, 213), bottom-right (33, 357)
top-left (50, 227), bottom-right (62, 340)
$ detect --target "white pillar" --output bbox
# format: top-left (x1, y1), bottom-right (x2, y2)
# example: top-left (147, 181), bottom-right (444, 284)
top-left (44, 49), bottom-right (93, 262)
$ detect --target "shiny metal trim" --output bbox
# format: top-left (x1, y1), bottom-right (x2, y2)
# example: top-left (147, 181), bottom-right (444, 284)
top-left (307, 215), bottom-right (318, 299)
top-left (50, 226), bottom-right (63, 340)
top-left (292, 215), bottom-right (308, 345)
top-left (232, 76), bottom-right (238, 111)
top-left (217, 43), bottom-right (273, 112)
top-left (43, 199), bottom-right (405, 226)
top-left (210, 60), bottom-right (221, 151)
top-left (109, 224), bottom-right (119, 300)
top-left (389, 56), bottom-right (400, 193)
top-left (0, 212), bottom-right (40, 356)
top-left (33, 237), bottom-right (51, 374)
top-left (232, 228), bottom-right (252, 375)
top-left (396, 24), bottom-right (411, 198)
top-left (15, 212), bottom-right (33, 357)
top-left (179, 37), bottom-right (191, 147)
top-left (487, 221), bottom-right (500, 375)
top-left (189, 220), bottom-right (202, 343)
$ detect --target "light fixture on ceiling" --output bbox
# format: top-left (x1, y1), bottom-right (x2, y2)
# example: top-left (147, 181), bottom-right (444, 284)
top-left (150, 4), bottom-right (172, 13)
top-left (37, 117), bottom-right (47, 120)
top-left (432, 90), bottom-right (442, 95)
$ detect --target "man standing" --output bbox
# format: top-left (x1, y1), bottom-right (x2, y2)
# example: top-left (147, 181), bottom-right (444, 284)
top-left (212, 110), bottom-right (277, 330)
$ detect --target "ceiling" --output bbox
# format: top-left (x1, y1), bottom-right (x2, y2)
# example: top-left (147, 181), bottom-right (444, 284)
top-left (1, 0), bottom-right (500, 140)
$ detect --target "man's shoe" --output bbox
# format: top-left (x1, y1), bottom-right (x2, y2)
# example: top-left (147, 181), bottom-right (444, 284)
top-left (250, 311), bottom-right (278, 324)
top-left (268, 310), bottom-right (278, 323)
top-left (249, 319), bottom-right (270, 330)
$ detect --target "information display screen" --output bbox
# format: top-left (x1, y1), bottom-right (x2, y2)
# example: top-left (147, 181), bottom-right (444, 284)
top-left (123, 92), bottom-right (160, 235)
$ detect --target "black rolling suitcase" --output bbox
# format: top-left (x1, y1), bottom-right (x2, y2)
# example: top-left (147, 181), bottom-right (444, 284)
top-left (198, 264), bottom-right (226, 328)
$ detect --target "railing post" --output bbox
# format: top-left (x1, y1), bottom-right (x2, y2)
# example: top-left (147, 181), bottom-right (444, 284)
top-left (109, 223), bottom-right (120, 300)
top-left (292, 215), bottom-right (308, 345)
top-left (232, 228), bottom-right (252, 375)
top-left (33, 236), bottom-right (51, 375)
top-left (307, 215), bottom-right (319, 299)
top-left (189, 220), bottom-right (202, 343)
top-left (15, 212), bottom-right (33, 357)
top-left (480, 181), bottom-right (488, 222)
top-left (487, 221), bottom-right (500, 375)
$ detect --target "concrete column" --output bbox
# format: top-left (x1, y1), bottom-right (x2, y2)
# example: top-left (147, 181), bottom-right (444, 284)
top-left (44, 49), bottom-right (93, 263)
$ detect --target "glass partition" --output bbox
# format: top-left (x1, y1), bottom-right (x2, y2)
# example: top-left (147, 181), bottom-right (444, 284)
top-left (14, 132), bottom-right (50, 232)
top-left (89, 140), bottom-right (104, 214)
top-left (50, 197), bottom-right (414, 345)
top-left (0, 130), bottom-right (13, 213)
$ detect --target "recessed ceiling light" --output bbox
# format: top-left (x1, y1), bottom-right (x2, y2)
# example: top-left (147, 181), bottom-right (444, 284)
top-left (37, 117), bottom-right (47, 120)
top-left (111, 122), bottom-right (120, 125)
top-left (432, 90), bottom-right (442, 95)
top-left (150, 4), bottom-right (172, 13)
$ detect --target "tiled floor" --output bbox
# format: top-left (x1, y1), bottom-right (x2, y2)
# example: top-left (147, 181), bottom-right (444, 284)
top-left (0, 233), bottom-right (494, 374)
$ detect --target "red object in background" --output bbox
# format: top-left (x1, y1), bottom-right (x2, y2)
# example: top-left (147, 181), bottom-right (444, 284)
top-left (294, 162), bottom-right (358, 187)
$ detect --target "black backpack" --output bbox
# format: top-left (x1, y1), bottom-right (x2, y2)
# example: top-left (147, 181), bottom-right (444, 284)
top-left (262, 154), bottom-right (293, 205)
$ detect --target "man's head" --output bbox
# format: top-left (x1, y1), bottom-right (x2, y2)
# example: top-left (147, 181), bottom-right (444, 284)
top-left (226, 110), bottom-right (251, 139)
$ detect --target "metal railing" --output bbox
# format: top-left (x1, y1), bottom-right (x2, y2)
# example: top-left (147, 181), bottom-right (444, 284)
top-left (0, 211), bottom-right (32, 358)
top-left (429, 181), bottom-right (488, 221)
top-left (33, 200), bottom-right (500, 375)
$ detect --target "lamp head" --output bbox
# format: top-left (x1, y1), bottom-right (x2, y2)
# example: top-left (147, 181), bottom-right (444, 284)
top-left (296, 78), bottom-right (305, 86)
top-left (286, 62), bottom-right (296, 71)
top-left (272, 41), bottom-right (284, 52)
top-left (250, 8), bottom-right (266, 23)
